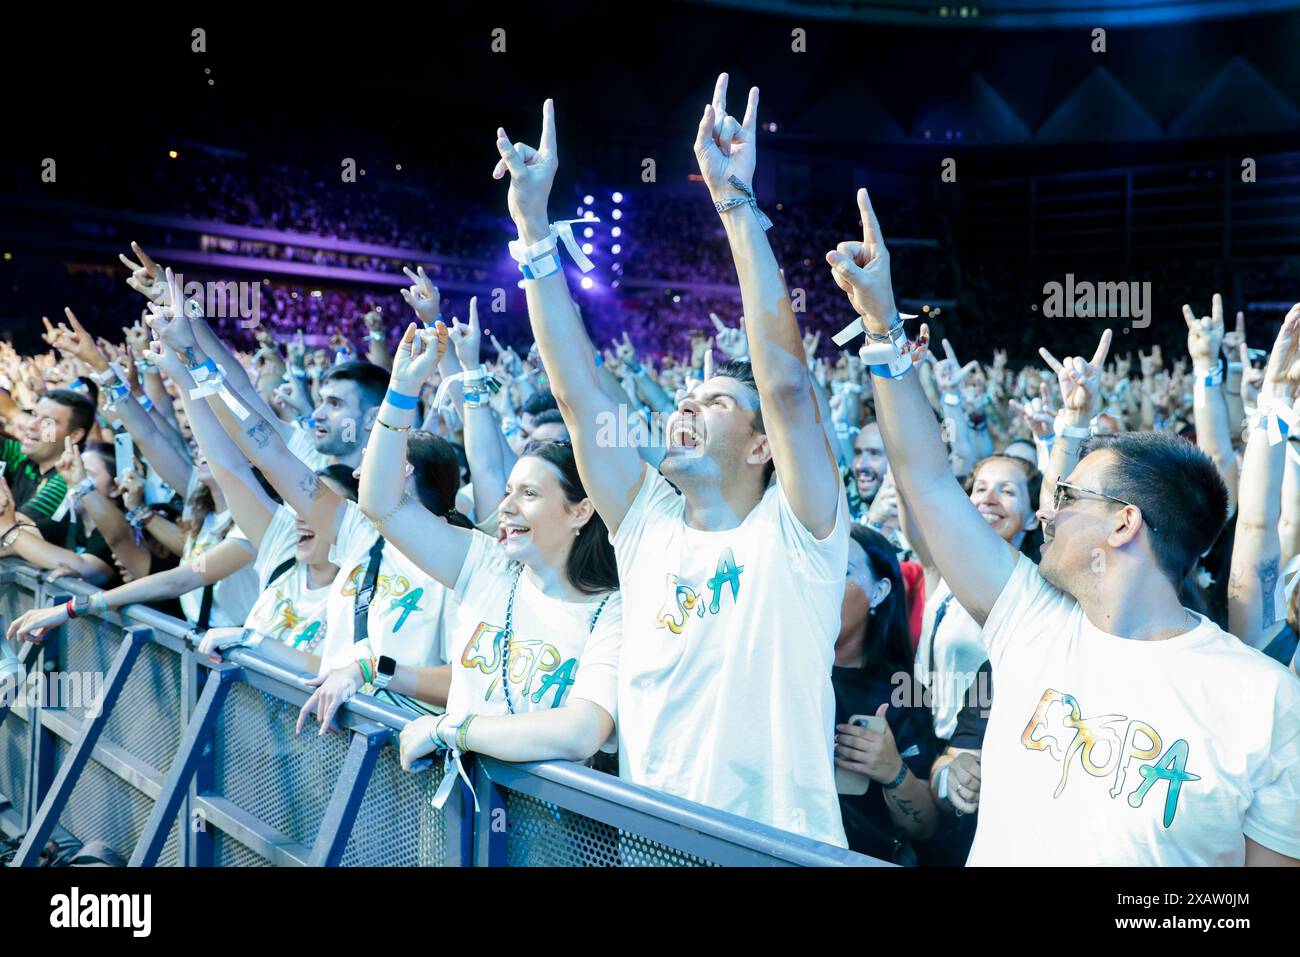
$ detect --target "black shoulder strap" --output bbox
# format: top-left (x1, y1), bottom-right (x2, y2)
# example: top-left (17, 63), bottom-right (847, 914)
top-left (353, 536), bottom-right (386, 644)
top-left (197, 583), bottom-right (215, 631)
top-left (268, 556), bottom-right (297, 590)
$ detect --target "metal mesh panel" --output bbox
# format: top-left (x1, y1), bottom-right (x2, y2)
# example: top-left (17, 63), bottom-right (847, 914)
top-left (212, 826), bottom-right (271, 867)
top-left (59, 622), bottom-right (183, 776)
top-left (502, 790), bottom-right (717, 867)
top-left (0, 709), bottom-right (28, 819)
top-left (50, 737), bottom-right (179, 865)
top-left (215, 682), bottom-right (346, 847)
top-left (340, 744), bottom-right (449, 867)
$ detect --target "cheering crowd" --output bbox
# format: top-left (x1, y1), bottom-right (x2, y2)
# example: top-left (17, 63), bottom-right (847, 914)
top-left (1, 72), bottom-right (1297, 866)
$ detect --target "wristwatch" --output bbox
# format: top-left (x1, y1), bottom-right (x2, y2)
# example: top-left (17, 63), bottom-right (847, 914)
top-left (372, 655), bottom-right (397, 691)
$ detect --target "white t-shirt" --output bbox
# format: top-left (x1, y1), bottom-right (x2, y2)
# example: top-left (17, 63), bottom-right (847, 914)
top-left (969, 554), bottom-right (1300, 866)
top-left (916, 578), bottom-right (989, 740)
top-left (613, 466), bottom-right (849, 848)
top-left (287, 424), bottom-right (331, 472)
top-left (179, 510), bottom-right (260, 628)
top-left (230, 505), bottom-right (332, 654)
top-left (443, 531), bottom-right (621, 750)
top-left (317, 502), bottom-right (458, 677)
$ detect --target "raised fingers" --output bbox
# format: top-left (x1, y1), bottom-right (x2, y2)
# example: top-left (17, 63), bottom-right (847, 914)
top-left (1038, 347), bottom-right (1066, 377)
top-left (1089, 328), bottom-right (1113, 370)
top-left (539, 98), bottom-right (556, 154)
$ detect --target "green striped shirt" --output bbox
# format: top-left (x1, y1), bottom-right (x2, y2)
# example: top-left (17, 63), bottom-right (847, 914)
top-left (1, 438), bottom-right (68, 521)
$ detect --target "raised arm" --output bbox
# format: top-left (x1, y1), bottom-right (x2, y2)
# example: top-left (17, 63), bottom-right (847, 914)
top-left (357, 322), bottom-right (474, 589)
top-left (493, 99), bottom-right (644, 534)
top-left (694, 75), bottom-right (839, 536)
top-left (152, 344), bottom-right (277, 548)
top-left (1186, 295), bottom-right (1240, 514)
top-left (41, 310), bottom-right (192, 494)
top-left (144, 271), bottom-right (343, 537)
top-left (1228, 305), bottom-right (1300, 649)
top-left (825, 189), bottom-right (1014, 623)
top-left (448, 299), bottom-right (509, 523)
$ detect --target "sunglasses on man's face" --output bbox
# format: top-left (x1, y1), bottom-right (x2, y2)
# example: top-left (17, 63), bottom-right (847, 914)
top-left (1052, 481), bottom-right (1157, 534)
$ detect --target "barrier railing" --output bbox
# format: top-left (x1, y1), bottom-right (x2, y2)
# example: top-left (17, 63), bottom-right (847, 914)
top-left (0, 560), bottom-right (885, 867)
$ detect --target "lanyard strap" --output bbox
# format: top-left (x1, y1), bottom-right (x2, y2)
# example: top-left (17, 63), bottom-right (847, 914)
top-left (353, 536), bottom-right (387, 644)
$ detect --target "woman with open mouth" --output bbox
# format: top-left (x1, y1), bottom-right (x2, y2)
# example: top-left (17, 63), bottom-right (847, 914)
top-left (359, 321), bottom-right (623, 773)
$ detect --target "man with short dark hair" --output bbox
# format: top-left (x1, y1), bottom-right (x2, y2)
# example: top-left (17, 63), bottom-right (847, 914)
top-left (286, 361), bottom-right (387, 470)
top-left (500, 80), bottom-right (849, 846)
top-left (826, 187), bottom-right (1300, 865)
top-left (0, 389), bottom-right (94, 535)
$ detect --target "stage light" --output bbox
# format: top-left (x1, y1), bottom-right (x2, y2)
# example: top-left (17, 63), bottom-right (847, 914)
top-left (584, 211), bottom-right (595, 220)
top-left (612, 192), bottom-right (623, 203)
top-left (922, 304), bottom-right (931, 313)
top-left (582, 243), bottom-right (594, 255)
top-left (611, 244), bottom-right (621, 255)
top-left (311, 290), bottom-right (322, 298)
top-left (2, 252), bottom-right (11, 260)
top-left (673, 295), bottom-right (681, 303)
top-left (577, 206), bottom-right (584, 216)
top-left (583, 194), bottom-right (594, 205)
top-left (766, 122), bottom-right (778, 133)
top-left (581, 277), bottom-right (594, 290)
top-left (168, 150), bottom-right (179, 159)
top-left (518, 279), bottom-right (525, 289)
top-left (396, 164), bottom-right (402, 171)
top-left (611, 280), bottom-right (620, 288)
top-left (583, 227), bottom-right (594, 238)
top-left (612, 209), bottom-right (622, 220)
top-left (291, 292), bottom-right (299, 299)
top-left (611, 226), bottom-right (621, 238)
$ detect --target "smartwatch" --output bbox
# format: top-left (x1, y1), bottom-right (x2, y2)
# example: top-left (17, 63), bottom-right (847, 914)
top-left (373, 655), bottom-right (397, 691)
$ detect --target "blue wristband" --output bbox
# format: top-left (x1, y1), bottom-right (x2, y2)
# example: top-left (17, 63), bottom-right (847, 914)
top-left (593, 352), bottom-right (604, 367)
top-left (385, 388), bottom-right (419, 410)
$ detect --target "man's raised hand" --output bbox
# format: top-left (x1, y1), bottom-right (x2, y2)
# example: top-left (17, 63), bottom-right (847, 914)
top-left (694, 72), bottom-right (760, 200)
top-left (144, 268), bottom-right (199, 352)
top-left (494, 98), bottom-right (558, 244)
top-left (1039, 329), bottom-right (1113, 417)
top-left (826, 189), bottom-right (898, 332)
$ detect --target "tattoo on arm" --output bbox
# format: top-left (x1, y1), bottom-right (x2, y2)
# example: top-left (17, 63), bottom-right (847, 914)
top-left (297, 471), bottom-right (321, 501)
top-left (888, 793), bottom-right (924, 825)
top-left (1259, 557), bottom-right (1280, 624)
top-left (247, 420), bottom-right (272, 450)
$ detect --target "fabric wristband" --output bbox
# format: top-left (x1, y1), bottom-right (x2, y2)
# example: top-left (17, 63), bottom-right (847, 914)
top-left (384, 388), bottom-right (420, 411)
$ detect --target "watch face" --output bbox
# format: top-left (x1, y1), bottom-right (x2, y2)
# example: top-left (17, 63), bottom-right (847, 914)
top-left (377, 655), bottom-right (397, 678)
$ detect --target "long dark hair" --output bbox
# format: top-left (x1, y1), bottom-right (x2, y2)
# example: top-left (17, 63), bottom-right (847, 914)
top-left (520, 440), bottom-right (618, 594)
top-left (408, 431), bottom-right (473, 529)
top-left (850, 525), bottom-right (914, 682)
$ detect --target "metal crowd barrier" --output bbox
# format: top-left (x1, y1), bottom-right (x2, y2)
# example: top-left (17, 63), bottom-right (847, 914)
top-left (0, 560), bottom-right (885, 867)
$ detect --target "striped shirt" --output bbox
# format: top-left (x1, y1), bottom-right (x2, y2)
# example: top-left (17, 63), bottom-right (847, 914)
top-left (1, 439), bottom-right (68, 522)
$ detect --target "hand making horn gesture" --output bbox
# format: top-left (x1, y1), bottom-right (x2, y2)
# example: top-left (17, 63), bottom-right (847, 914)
top-left (390, 321), bottom-right (451, 398)
top-left (119, 241), bottom-right (168, 303)
top-left (1183, 293), bottom-right (1226, 367)
top-left (400, 266), bottom-right (441, 326)
top-left (694, 72), bottom-right (760, 201)
top-left (493, 98), bottom-right (559, 245)
top-left (1039, 329), bottom-right (1113, 419)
